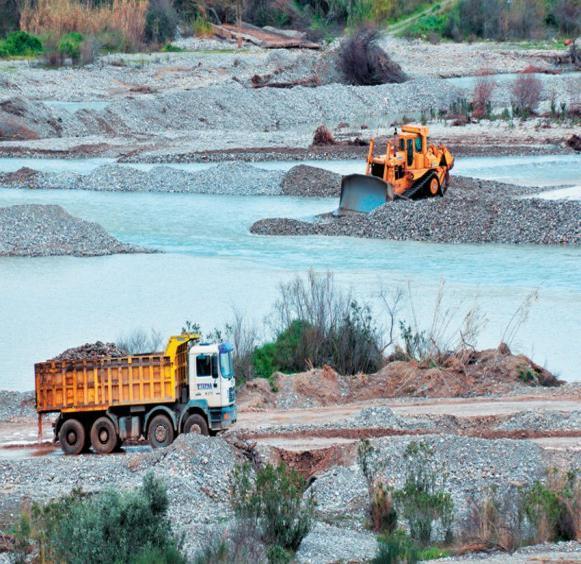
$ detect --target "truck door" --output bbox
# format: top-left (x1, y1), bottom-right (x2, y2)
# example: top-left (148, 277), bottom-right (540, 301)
top-left (191, 353), bottom-right (222, 407)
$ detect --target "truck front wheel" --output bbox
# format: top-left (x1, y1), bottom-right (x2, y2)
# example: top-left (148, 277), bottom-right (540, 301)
top-left (59, 419), bottom-right (86, 455)
top-left (183, 414), bottom-right (209, 436)
top-left (147, 414), bottom-right (175, 449)
top-left (90, 417), bottom-right (118, 454)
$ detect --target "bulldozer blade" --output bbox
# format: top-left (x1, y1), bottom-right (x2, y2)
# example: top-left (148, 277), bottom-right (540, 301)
top-left (338, 174), bottom-right (394, 214)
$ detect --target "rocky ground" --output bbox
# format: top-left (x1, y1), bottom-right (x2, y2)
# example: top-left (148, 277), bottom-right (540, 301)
top-left (251, 175), bottom-right (581, 246)
top-left (0, 36), bottom-right (578, 160)
top-left (0, 407), bottom-right (579, 562)
top-left (0, 162), bottom-right (285, 195)
top-left (0, 204), bottom-right (151, 257)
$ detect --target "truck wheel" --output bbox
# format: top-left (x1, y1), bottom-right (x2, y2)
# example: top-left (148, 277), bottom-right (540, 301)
top-left (183, 414), bottom-right (209, 436)
top-left (148, 414), bottom-right (175, 449)
top-left (59, 419), bottom-right (86, 455)
top-left (90, 417), bottom-right (118, 455)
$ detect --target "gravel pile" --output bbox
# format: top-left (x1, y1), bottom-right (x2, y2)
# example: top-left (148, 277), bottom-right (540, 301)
top-left (0, 434), bottom-right (246, 557)
top-left (0, 204), bottom-right (150, 257)
top-left (50, 341), bottom-right (127, 361)
top-left (2, 77), bottom-right (458, 140)
top-left (495, 409), bottom-right (581, 432)
top-left (2, 163), bottom-right (285, 195)
top-left (296, 522), bottom-right (377, 563)
top-left (0, 391), bottom-right (35, 421)
top-left (251, 176), bottom-right (581, 246)
top-left (281, 165), bottom-right (342, 197)
top-left (311, 434), bottom-right (549, 537)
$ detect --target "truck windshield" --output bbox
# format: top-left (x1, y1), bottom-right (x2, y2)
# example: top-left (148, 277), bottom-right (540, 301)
top-left (219, 352), bottom-right (234, 379)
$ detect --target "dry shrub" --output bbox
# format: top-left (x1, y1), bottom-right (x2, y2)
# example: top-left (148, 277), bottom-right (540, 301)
top-left (370, 481), bottom-right (397, 534)
top-left (339, 26), bottom-right (407, 86)
top-left (464, 489), bottom-right (523, 552)
top-left (472, 77), bottom-right (496, 120)
top-left (312, 125), bottom-right (335, 146)
top-left (511, 72), bottom-right (543, 116)
top-left (20, 0), bottom-right (148, 51)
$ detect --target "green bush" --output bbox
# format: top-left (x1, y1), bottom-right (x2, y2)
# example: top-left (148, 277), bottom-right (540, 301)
top-left (145, 0), bottom-right (179, 44)
top-left (393, 442), bottom-right (454, 546)
top-left (193, 15), bottom-right (213, 37)
top-left (161, 43), bottom-right (184, 52)
top-left (17, 473), bottom-right (185, 564)
top-left (230, 462), bottom-right (314, 553)
top-left (373, 530), bottom-right (419, 564)
top-left (58, 32), bottom-right (84, 64)
top-left (0, 31), bottom-right (43, 58)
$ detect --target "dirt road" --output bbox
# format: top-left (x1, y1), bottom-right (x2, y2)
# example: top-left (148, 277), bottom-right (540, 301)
top-left (0, 394), bottom-right (578, 458)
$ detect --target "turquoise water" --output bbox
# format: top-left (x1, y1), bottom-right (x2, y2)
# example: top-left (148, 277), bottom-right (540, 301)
top-left (0, 188), bottom-right (580, 389)
top-left (0, 155), bottom-right (580, 389)
top-left (1, 154), bottom-right (580, 188)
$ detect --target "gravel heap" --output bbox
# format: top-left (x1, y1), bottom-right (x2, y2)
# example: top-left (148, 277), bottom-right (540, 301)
top-left (1, 163), bottom-right (285, 195)
top-left (1, 77), bottom-right (459, 140)
top-left (251, 176), bottom-right (581, 246)
top-left (281, 165), bottom-right (342, 197)
top-left (296, 522), bottom-right (377, 563)
top-left (50, 341), bottom-right (127, 361)
top-left (0, 391), bottom-right (35, 421)
top-left (0, 204), bottom-right (150, 257)
top-left (310, 434), bottom-right (549, 537)
top-left (495, 409), bottom-right (581, 432)
top-left (0, 434), bottom-right (246, 558)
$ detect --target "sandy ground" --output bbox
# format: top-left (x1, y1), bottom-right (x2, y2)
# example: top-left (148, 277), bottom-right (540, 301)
top-left (1, 394), bottom-right (579, 457)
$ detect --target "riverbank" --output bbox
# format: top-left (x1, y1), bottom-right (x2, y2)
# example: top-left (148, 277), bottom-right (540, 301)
top-left (251, 176), bottom-right (581, 246)
top-left (0, 204), bottom-right (151, 257)
top-left (0, 383), bottom-right (579, 562)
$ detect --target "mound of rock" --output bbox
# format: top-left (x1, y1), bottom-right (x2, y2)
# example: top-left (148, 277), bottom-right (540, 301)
top-left (252, 176), bottom-right (581, 246)
top-left (51, 341), bottom-right (127, 361)
top-left (281, 165), bottom-right (342, 197)
top-left (495, 409), bottom-right (581, 433)
top-left (0, 163), bottom-right (285, 196)
top-left (310, 434), bottom-right (547, 537)
top-left (0, 204), bottom-right (150, 257)
top-left (238, 348), bottom-right (562, 410)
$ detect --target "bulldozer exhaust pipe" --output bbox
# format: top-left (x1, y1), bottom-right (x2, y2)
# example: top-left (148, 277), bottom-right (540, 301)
top-left (338, 174), bottom-right (394, 214)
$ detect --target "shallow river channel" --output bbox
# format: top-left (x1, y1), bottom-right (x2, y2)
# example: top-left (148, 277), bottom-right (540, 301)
top-left (0, 154), bottom-right (580, 389)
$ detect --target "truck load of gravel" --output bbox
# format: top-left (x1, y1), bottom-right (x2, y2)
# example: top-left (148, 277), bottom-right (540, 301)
top-left (0, 204), bottom-right (150, 257)
top-left (50, 341), bottom-right (127, 361)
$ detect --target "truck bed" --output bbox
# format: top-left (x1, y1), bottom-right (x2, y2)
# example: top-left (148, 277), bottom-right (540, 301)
top-left (35, 354), bottom-right (184, 413)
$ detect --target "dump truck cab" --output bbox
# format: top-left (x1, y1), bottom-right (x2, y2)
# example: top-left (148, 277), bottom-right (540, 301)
top-left (185, 341), bottom-right (237, 432)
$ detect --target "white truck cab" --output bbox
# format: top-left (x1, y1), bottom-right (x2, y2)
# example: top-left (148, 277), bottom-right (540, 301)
top-left (186, 341), bottom-right (236, 432)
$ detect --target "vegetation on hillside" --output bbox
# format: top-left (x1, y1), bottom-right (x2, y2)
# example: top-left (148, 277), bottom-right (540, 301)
top-left (11, 473), bottom-right (186, 563)
top-left (1, 0), bottom-right (577, 58)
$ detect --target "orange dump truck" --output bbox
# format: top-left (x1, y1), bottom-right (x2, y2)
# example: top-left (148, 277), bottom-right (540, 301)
top-left (35, 333), bottom-right (237, 454)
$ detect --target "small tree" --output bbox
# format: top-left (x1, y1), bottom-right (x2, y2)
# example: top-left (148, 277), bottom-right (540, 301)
top-left (472, 76), bottom-right (496, 120)
top-left (230, 462), bottom-right (314, 555)
top-left (511, 73), bottom-right (543, 117)
top-left (393, 442), bottom-right (454, 546)
top-left (339, 26), bottom-right (407, 86)
top-left (22, 473), bottom-right (185, 564)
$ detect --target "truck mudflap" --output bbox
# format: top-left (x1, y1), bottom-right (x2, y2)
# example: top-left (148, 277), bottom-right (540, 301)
top-left (338, 174), bottom-right (395, 214)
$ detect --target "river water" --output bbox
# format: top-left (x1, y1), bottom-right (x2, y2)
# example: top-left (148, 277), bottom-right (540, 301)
top-left (0, 155), bottom-right (580, 389)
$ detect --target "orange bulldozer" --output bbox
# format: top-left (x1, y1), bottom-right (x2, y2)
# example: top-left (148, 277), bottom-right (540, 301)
top-left (339, 125), bottom-right (454, 213)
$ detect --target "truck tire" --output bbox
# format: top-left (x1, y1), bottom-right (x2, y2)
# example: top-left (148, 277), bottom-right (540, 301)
top-left (59, 419), bottom-right (86, 455)
top-left (147, 414), bottom-right (175, 449)
top-left (90, 417), bottom-right (118, 454)
top-left (183, 414), bottom-right (209, 436)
